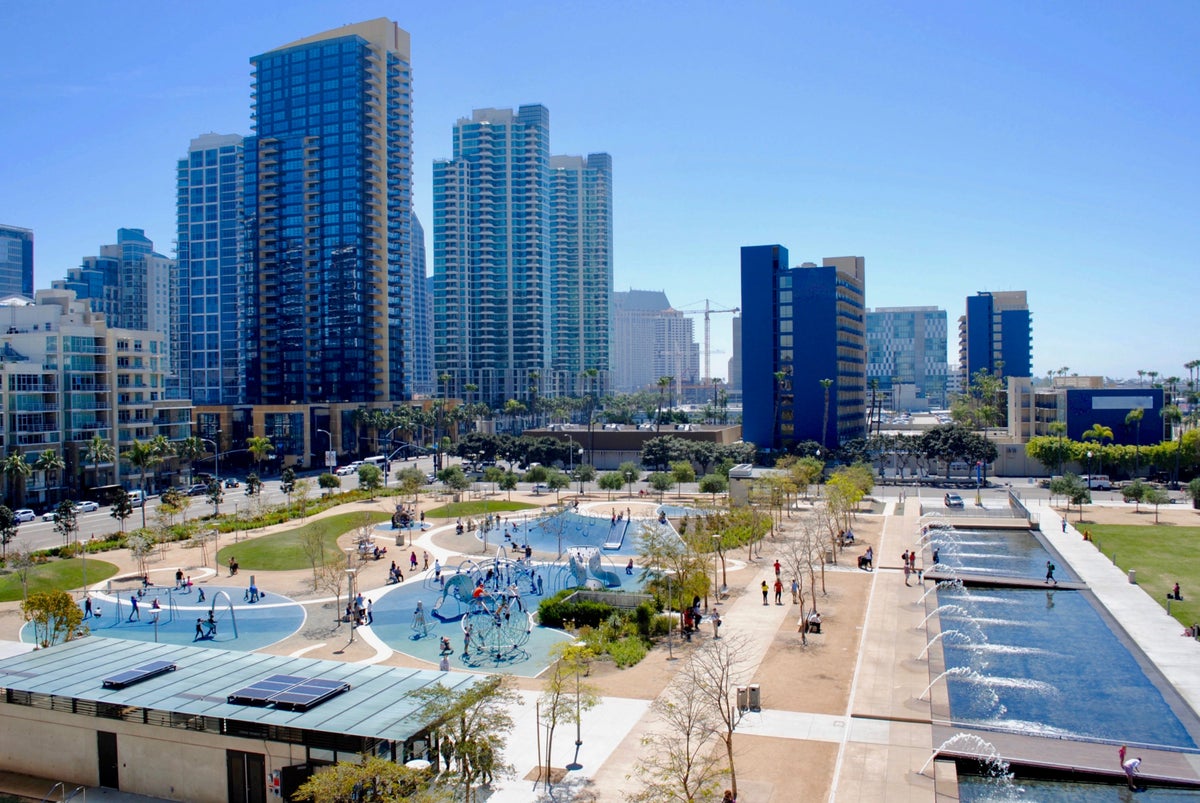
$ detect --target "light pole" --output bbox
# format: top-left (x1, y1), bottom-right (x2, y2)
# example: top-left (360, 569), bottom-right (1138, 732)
top-left (712, 534), bottom-right (722, 605)
top-left (1087, 450), bottom-right (1094, 490)
top-left (199, 432), bottom-right (222, 487)
top-left (317, 428), bottom-right (332, 472)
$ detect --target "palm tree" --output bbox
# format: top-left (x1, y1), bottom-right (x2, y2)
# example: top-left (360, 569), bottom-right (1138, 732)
top-left (1162, 405), bottom-right (1183, 486)
top-left (1081, 423), bottom-right (1114, 479)
top-left (246, 436), bottom-right (273, 475)
top-left (84, 434), bottom-right (114, 491)
top-left (1125, 407), bottom-right (1145, 477)
top-left (148, 435), bottom-right (175, 489)
top-left (123, 439), bottom-right (159, 529)
top-left (1137, 369), bottom-right (1147, 388)
top-left (655, 376), bottom-right (672, 433)
top-left (174, 436), bottom-right (206, 485)
top-left (34, 449), bottom-right (65, 505)
top-left (2, 450), bottom-right (32, 508)
top-left (819, 378), bottom-right (834, 449)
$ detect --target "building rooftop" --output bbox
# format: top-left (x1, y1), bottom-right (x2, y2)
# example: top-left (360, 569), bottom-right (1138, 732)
top-left (0, 637), bottom-right (476, 743)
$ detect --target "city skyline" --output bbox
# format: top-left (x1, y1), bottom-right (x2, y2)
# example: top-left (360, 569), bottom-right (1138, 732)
top-left (2, 1), bottom-right (1197, 384)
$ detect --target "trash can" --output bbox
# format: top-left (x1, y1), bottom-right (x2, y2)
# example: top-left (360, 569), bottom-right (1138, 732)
top-left (1128, 569), bottom-right (1137, 584)
top-left (824, 549), bottom-right (835, 564)
top-left (736, 687), bottom-right (748, 712)
top-left (748, 683), bottom-right (761, 711)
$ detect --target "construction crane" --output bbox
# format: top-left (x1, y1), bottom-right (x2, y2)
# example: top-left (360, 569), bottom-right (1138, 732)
top-left (680, 299), bottom-right (740, 385)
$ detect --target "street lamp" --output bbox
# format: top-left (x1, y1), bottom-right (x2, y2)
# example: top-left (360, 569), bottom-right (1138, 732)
top-left (198, 432), bottom-right (221, 486)
top-left (712, 534), bottom-right (724, 604)
top-left (1087, 450), bottom-right (1094, 490)
top-left (317, 429), bottom-right (332, 471)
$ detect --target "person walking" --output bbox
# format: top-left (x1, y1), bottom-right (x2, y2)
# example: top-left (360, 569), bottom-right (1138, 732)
top-left (791, 578), bottom-right (799, 604)
top-left (1061, 518), bottom-right (1067, 534)
top-left (128, 595), bottom-right (140, 622)
top-left (761, 580), bottom-right (769, 605)
top-left (773, 559), bottom-right (781, 577)
top-left (366, 598), bottom-right (374, 625)
top-left (712, 610), bottom-right (722, 639)
top-left (903, 561), bottom-right (912, 587)
top-left (83, 596), bottom-right (93, 619)
top-left (1045, 560), bottom-right (1057, 585)
top-left (410, 550), bottom-right (418, 571)
top-left (773, 578), bottom-right (783, 605)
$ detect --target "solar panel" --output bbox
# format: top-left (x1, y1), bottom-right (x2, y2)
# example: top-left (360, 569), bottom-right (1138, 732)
top-left (228, 674), bottom-right (350, 710)
top-left (102, 660), bottom-right (177, 689)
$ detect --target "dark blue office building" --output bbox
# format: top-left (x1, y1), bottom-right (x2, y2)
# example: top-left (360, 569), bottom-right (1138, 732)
top-left (741, 245), bottom-right (867, 452)
top-left (959, 291), bottom-right (1032, 382)
top-left (1064, 387), bottom-right (1164, 446)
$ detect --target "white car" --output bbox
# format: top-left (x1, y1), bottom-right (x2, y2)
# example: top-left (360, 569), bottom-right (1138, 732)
top-left (75, 500), bottom-right (100, 513)
top-left (13, 509), bottom-right (34, 522)
top-left (335, 465), bottom-right (357, 476)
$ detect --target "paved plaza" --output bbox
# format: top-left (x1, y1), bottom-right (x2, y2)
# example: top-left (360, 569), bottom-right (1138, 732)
top-left (1, 488), bottom-right (1198, 801)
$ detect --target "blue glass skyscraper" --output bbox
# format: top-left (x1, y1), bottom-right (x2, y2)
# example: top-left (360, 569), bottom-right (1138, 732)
top-left (246, 19), bottom-right (414, 404)
top-left (175, 133), bottom-right (246, 404)
top-left (0, 226), bottom-right (33, 298)
top-left (433, 105), bottom-right (612, 405)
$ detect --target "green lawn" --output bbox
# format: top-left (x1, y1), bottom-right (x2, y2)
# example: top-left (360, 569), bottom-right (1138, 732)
top-left (425, 501), bottom-right (538, 518)
top-left (1087, 524), bottom-right (1200, 627)
top-left (216, 511), bottom-right (390, 572)
top-left (0, 558), bottom-right (121, 603)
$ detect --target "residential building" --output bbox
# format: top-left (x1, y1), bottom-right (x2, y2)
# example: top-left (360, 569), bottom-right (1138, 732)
top-left (433, 105), bottom-right (612, 405)
top-left (0, 225), bottom-right (34, 298)
top-left (54, 228), bottom-right (174, 371)
top-left (0, 290), bottom-right (190, 505)
top-left (611, 290), bottom-right (698, 393)
top-left (409, 213), bottom-right (434, 398)
top-left (174, 133), bottom-right (247, 405)
top-left (740, 246), bottom-right (866, 451)
top-left (245, 18), bottom-right (415, 405)
top-left (866, 306), bottom-right (949, 408)
top-left (958, 290), bottom-right (1032, 384)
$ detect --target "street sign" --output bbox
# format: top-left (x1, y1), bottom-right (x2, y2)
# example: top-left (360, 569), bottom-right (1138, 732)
top-left (325, 450), bottom-right (337, 468)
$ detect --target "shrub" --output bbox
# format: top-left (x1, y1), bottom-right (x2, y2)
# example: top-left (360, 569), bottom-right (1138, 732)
top-left (650, 614), bottom-right (674, 637)
top-left (607, 636), bottom-right (647, 668)
top-left (634, 602), bottom-right (653, 639)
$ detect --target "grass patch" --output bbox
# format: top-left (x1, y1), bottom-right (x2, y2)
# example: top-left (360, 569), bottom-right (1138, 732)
top-left (425, 500), bottom-right (538, 518)
top-left (0, 559), bottom-right (121, 602)
top-left (1087, 524), bottom-right (1200, 627)
top-left (216, 511), bottom-right (390, 572)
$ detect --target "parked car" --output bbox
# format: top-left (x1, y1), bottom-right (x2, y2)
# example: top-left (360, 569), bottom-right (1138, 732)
top-left (944, 493), bottom-right (965, 508)
top-left (74, 500), bottom-right (100, 513)
top-left (13, 508), bottom-right (35, 522)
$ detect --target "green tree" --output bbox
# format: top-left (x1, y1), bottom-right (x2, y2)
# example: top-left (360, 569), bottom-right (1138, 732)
top-left (34, 449), bottom-right (65, 504)
top-left (293, 755), bottom-right (444, 803)
top-left (244, 472), bottom-right (263, 497)
top-left (649, 471), bottom-right (674, 501)
top-left (110, 490), bottom-right (133, 534)
top-left (51, 499), bottom-right (77, 548)
top-left (546, 469), bottom-right (571, 502)
top-left (482, 465), bottom-right (505, 493)
top-left (499, 471), bottom-right (519, 500)
top-left (317, 472), bottom-right (341, 497)
top-left (0, 505), bottom-right (16, 559)
top-left (655, 376), bottom-right (673, 432)
top-left (537, 643), bottom-right (600, 791)
top-left (1050, 473), bottom-right (1090, 521)
top-left (280, 466), bottom-right (297, 503)
top-left (1122, 479), bottom-right (1149, 512)
top-left (1144, 487), bottom-right (1171, 523)
top-left (1185, 477), bottom-right (1200, 510)
top-left (2, 450), bottom-right (32, 508)
top-left (357, 463), bottom-right (384, 498)
top-left (397, 466), bottom-right (425, 507)
top-left (438, 465), bottom-right (472, 495)
top-left (205, 479), bottom-right (224, 514)
top-left (84, 434), bottom-right (114, 490)
top-left (698, 473), bottom-right (728, 502)
top-left (670, 460), bottom-right (696, 498)
top-left (598, 471), bottom-right (624, 500)
top-left (22, 590), bottom-right (85, 648)
top-left (414, 675), bottom-right (521, 803)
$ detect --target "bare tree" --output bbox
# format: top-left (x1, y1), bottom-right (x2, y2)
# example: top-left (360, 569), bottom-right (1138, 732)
top-left (626, 674), bottom-right (726, 803)
top-left (538, 643), bottom-right (600, 790)
top-left (685, 634), bottom-right (752, 800)
top-left (314, 561), bottom-right (346, 618)
top-left (127, 533), bottom-right (154, 579)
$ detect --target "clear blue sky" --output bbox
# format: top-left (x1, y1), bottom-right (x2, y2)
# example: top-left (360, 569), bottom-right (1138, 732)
top-left (2, 1), bottom-right (1197, 382)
